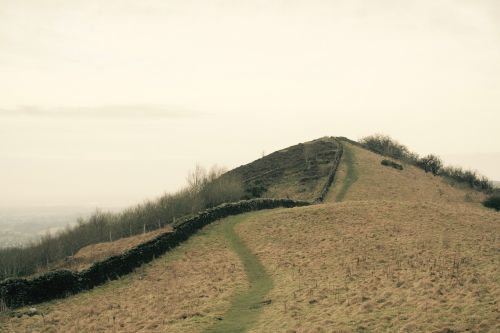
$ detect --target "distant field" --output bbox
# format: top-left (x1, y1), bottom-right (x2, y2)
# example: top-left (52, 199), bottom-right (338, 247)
top-left (0, 206), bottom-right (97, 248)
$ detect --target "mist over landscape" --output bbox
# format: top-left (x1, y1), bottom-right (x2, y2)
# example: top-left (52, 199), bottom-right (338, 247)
top-left (1, 2), bottom-right (499, 331)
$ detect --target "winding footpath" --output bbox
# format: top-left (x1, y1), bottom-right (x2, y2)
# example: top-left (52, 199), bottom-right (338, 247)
top-left (205, 141), bottom-right (352, 332)
top-left (204, 213), bottom-right (273, 333)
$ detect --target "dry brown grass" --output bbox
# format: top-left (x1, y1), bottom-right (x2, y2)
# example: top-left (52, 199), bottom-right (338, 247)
top-left (1, 220), bottom-right (246, 333)
top-left (265, 163), bottom-right (331, 201)
top-left (326, 142), bottom-right (486, 205)
top-left (236, 203), bottom-right (500, 333)
top-left (265, 140), bottom-right (335, 201)
top-left (3, 141), bottom-right (497, 333)
top-left (44, 226), bottom-right (173, 273)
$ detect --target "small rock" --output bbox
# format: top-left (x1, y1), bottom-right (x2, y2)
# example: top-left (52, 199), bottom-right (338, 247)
top-left (27, 308), bottom-right (38, 316)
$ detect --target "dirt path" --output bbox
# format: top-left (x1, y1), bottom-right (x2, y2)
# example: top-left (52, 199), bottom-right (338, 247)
top-left (204, 213), bottom-right (272, 333)
top-left (324, 142), bottom-right (358, 202)
top-left (335, 143), bottom-right (358, 202)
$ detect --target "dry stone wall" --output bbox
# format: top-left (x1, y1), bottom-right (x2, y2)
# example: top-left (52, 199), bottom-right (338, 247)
top-left (0, 198), bottom-right (310, 308)
top-left (0, 140), bottom-right (346, 309)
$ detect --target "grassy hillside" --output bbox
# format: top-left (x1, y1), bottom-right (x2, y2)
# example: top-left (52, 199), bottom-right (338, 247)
top-left (7, 202), bottom-right (497, 332)
top-left (2, 218), bottom-right (247, 332)
top-left (223, 137), bottom-right (340, 200)
top-left (0, 166), bottom-right (244, 281)
top-left (236, 202), bottom-right (499, 332)
top-left (327, 142), bottom-right (486, 204)
top-left (2, 137), bottom-right (498, 333)
top-left (45, 226), bottom-right (173, 273)
top-left (4, 137), bottom-right (340, 280)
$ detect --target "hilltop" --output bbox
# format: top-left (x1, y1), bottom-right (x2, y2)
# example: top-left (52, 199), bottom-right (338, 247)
top-left (222, 137), bottom-right (341, 200)
top-left (1, 136), bottom-right (498, 333)
top-left (7, 137), bottom-right (341, 276)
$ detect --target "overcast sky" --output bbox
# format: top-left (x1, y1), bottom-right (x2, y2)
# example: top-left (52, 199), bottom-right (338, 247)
top-left (1, 0), bottom-right (499, 208)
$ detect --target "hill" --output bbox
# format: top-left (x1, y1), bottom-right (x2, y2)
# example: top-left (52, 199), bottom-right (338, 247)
top-left (326, 141), bottom-right (486, 204)
top-left (14, 137), bottom-right (340, 276)
top-left (223, 137), bottom-right (341, 200)
top-left (2, 137), bottom-right (498, 333)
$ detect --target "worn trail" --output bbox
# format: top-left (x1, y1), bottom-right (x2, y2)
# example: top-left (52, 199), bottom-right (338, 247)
top-left (204, 213), bottom-right (272, 333)
top-left (335, 143), bottom-right (358, 202)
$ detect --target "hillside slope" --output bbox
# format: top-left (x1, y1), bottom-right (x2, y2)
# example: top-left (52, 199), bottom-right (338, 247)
top-left (45, 226), bottom-right (173, 273)
top-left (2, 218), bottom-right (248, 332)
top-left (223, 137), bottom-right (341, 200)
top-left (238, 202), bottom-right (499, 332)
top-left (25, 138), bottom-right (340, 276)
top-left (2, 137), bottom-right (498, 333)
top-left (326, 141), bottom-right (486, 204)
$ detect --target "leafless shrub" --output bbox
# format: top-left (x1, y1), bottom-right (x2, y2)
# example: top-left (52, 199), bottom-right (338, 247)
top-left (360, 134), bottom-right (493, 191)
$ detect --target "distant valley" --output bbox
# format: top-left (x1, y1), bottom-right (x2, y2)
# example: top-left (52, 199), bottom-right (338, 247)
top-left (0, 206), bottom-right (119, 248)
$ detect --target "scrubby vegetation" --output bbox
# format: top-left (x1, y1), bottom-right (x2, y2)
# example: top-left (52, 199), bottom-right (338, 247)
top-left (381, 159), bottom-right (403, 170)
top-left (417, 154), bottom-right (442, 175)
top-left (360, 134), bottom-right (493, 191)
top-left (483, 194), bottom-right (500, 211)
top-left (0, 166), bottom-right (244, 281)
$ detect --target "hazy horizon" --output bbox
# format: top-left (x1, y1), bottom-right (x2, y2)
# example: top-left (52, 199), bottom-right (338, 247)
top-left (2, 0), bottom-right (499, 209)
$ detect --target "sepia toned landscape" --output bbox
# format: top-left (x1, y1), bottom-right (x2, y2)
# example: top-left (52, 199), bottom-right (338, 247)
top-left (1, 1), bottom-right (499, 332)
top-left (2, 136), bottom-right (499, 332)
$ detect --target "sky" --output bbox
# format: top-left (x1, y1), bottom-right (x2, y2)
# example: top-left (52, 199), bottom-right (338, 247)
top-left (1, 0), bottom-right (499, 208)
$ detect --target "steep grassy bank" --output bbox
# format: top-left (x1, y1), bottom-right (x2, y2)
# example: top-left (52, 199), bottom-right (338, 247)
top-left (223, 137), bottom-right (341, 200)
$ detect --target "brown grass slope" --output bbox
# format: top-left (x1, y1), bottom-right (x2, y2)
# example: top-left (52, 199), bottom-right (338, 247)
top-left (3, 138), bottom-right (498, 333)
top-left (326, 142), bottom-right (486, 204)
top-left (38, 137), bottom-right (339, 274)
top-left (233, 142), bottom-right (499, 332)
top-left (237, 202), bottom-right (499, 333)
top-left (1, 220), bottom-right (247, 333)
top-left (40, 140), bottom-right (477, 275)
top-left (223, 137), bottom-right (341, 200)
top-left (45, 226), bottom-right (173, 273)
